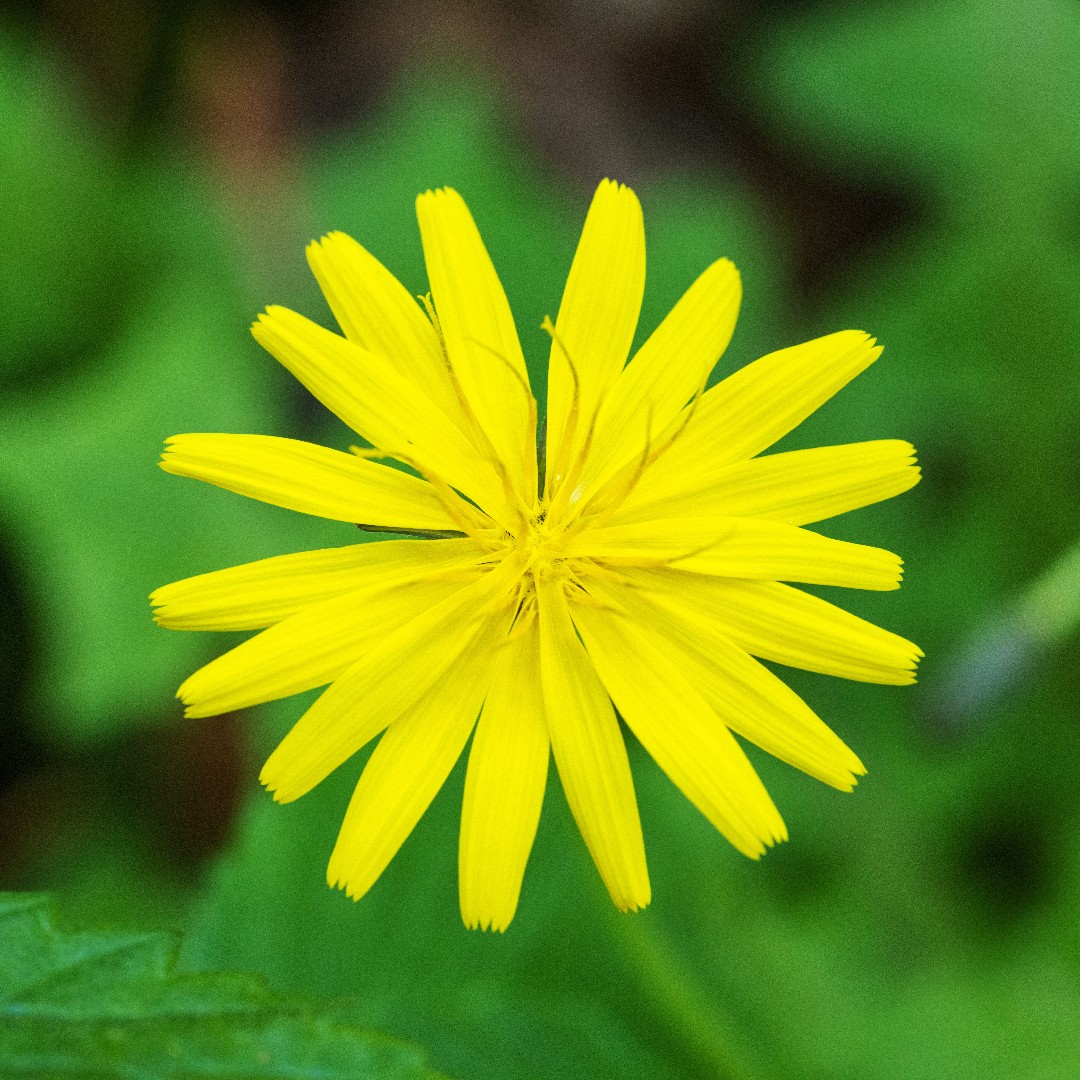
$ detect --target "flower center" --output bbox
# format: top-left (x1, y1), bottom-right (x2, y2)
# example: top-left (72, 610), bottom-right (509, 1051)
top-left (514, 509), bottom-right (568, 577)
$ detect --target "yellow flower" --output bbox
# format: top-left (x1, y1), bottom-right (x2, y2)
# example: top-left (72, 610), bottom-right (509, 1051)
top-left (153, 180), bottom-right (921, 931)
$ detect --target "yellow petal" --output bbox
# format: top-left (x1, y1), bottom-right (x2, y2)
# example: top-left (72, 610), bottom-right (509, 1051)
top-left (415, 188), bottom-right (536, 505)
top-left (572, 598), bottom-right (786, 856)
top-left (151, 538), bottom-right (486, 631)
top-left (177, 572), bottom-right (475, 718)
top-left (613, 440), bottom-right (921, 526)
top-left (568, 517), bottom-right (904, 590)
top-left (537, 578), bottom-right (650, 912)
top-left (545, 180), bottom-right (644, 494)
top-left (306, 231), bottom-right (467, 428)
top-left (252, 307), bottom-right (512, 525)
top-left (459, 618), bottom-right (549, 932)
top-left (576, 258), bottom-right (741, 496)
top-left (582, 574), bottom-right (864, 791)
top-left (624, 330), bottom-right (882, 499)
top-left (620, 567), bottom-right (921, 685)
top-left (160, 433), bottom-right (459, 531)
top-left (260, 559), bottom-right (519, 803)
top-left (327, 609), bottom-right (515, 904)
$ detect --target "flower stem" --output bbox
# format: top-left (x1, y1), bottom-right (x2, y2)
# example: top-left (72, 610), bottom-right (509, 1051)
top-left (1017, 537), bottom-right (1080, 644)
top-left (612, 910), bottom-right (762, 1080)
top-left (932, 536), bottom-right (1080, 736)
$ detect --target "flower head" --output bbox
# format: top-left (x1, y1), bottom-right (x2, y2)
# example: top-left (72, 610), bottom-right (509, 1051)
top-left (153, 180), bottom-right (921, 930)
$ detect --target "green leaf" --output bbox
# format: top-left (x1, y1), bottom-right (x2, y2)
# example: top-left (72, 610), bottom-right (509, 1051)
top-left (757, 0), bottom-right (1080, 215)
top-left (753, 0), bottom-right (1080, 661)
top-left (0, 26), bottom-right (138, 384)
top-left (184, 739), bottom-right (733, 1080)
top-left (0, 158), bottom-right (343, 742)
top-left (0, 892), bottom-right (442, 1080)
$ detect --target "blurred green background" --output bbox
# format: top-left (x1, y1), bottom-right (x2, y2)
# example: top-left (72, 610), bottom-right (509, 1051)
top-left (2, 0), bottom-right (1079, 1076)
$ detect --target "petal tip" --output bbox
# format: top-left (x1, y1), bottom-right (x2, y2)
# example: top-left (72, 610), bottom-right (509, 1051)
top-left (417, 185), bottom-right (460, 208)
top-left (259, 763), bottom-right (296, 804)
top-left (615, 884), bottom-right (652, 913)
top-left (462, 911), bottom-right (511, 933)
top-left (328, 872), bottom-right (364, 902)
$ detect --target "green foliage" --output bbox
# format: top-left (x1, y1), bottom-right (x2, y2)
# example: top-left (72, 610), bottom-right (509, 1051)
top-left (181, 43), bottom-right (1080, 1080)
top-left (0, 29), bottom-right (134, 383)
top-left (756, 0), bottom-right (1080, 657)
top-left (5, 7), bottom-right (1080, 1080)
top-left (758, 0), bottom-right (1080, 215)
top-left (177, 70), bottom-right (797, 1080)
top-left (184, 729), bottom-right (738, 1080)
top-left (0, 892), bottom-right (442, 1079)
top-left (182, 683), bottom-right (1080, 1080)
top-left (0, 153), bottom-right (341, 741)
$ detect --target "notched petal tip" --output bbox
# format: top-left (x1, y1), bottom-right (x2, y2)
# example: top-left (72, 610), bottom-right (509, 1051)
top-left (416, 185), bottom-right (460, 210)
top-left (610, 876), bottom-right (652, 913)
top-left (175, 678), bottom-right (197, 711)
top-left (326, 868), bottom-right (362, 902)
top-left (158, 435), bottom-right (181, 467)
top-left (841, 329), bottom-right (875, 346)
top-left (744, 831), bottom-right (789, 862)
top-left (256, 303), bottom-right (293, 325)
top-left (693, 255), bottom-right (741, 297)
top-left (326, 859), bottom-right (371, 902)
top-left (259, 759), bottom-right (301, 805)
top-left (595, 175), bottom-right (640, 205)
top-left (158, 433), bottom-right (204, 471)
top-left (817, 748), bottom-right (868, 793)
top-left (306, 232), bottom-right (340, 258)
top-left (461, 911), bottom-right (511, 934)
top-left (834, 329), bottom-right (882, 364)
top-left (736, 807), bottom-right (790, 859)
top-left (305, 231), bottom-right (359, 274)
top-left (873, 553), bottom-right (905, 591)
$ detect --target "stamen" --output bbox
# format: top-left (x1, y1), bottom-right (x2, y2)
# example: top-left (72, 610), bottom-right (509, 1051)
top-left (572, 557), bottom-right (639, 590)
top-left (536, 412), bottom-right (548, 501)
top-left (507, 594), bottom-right (538, 640)
top-left (349, 444), bottom-right (494, 545)
top-left (570, 366), bottom-right (713, 529)
top-left (541, 316), bottom-right (618, 532)
top-left (467, 334), bottom-right (540, 513)
top-left (417, 292), bottom-right (533, 529)
top-left (354, 523), bottom-right (465, 540)
top-left (558, 405), bottom-right (655, 541)
top-left (586, 536), bottom-right (727, 571)
top-left (475, 550), bottom-right (533, 621)
top-left (541, 316), bottom-right (582, 495)
top-left (560, 572), bottom-right (623, 614)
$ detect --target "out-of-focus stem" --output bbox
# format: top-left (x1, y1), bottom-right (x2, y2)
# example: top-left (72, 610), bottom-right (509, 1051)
top-left (931, 537), bottom-right (1080, 736)
top-left (613, 912), bottom-right (762, 1080)
top-left (1016, 538), bottom-right (1080, 645)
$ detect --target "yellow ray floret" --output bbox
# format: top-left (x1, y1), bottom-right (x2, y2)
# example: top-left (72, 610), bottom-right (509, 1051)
top-left (459, 621), bottom-right (549, 933)
top-left (154, 178), bottom-right (923, 931)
